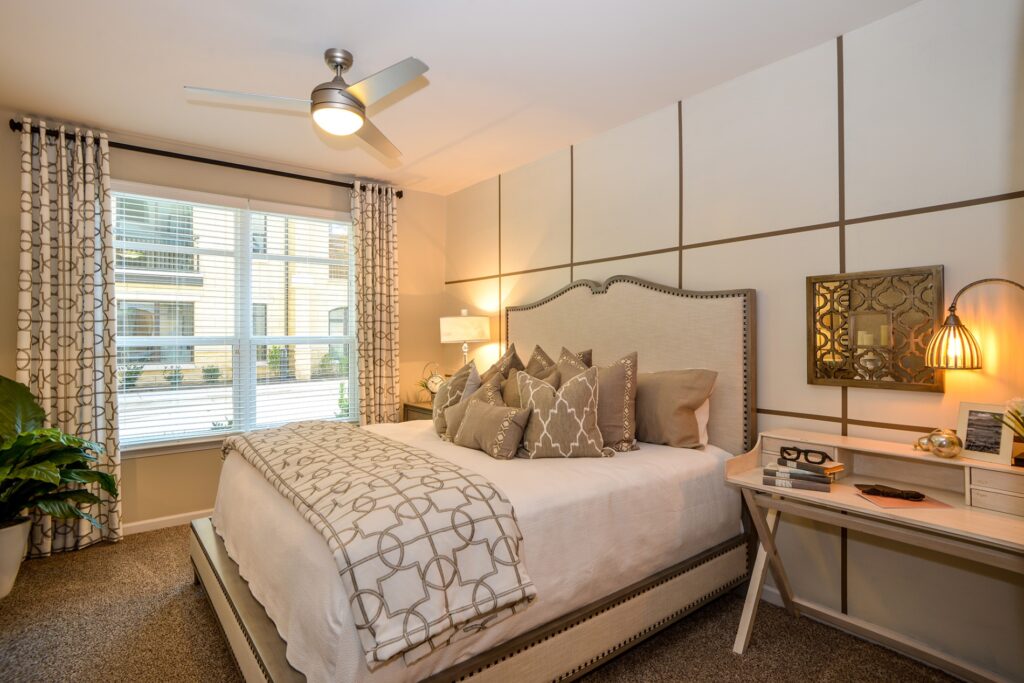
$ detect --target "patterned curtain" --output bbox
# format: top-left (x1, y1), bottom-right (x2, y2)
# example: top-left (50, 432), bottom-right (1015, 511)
top-left (16, 118), bottom-right (121, 556)
top-left (353, 181), bottom-right (400, 424)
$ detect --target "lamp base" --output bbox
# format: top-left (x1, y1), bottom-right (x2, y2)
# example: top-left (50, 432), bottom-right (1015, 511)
top-left (462, 342), bottom-right (469, 367)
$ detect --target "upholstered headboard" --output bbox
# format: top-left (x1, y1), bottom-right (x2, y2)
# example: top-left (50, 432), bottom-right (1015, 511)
top-left (505, 276), bottom-right (757, 454)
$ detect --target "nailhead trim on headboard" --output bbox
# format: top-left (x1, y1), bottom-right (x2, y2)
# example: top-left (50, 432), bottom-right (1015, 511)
top-left (505, 276), bottom-right (757, 451)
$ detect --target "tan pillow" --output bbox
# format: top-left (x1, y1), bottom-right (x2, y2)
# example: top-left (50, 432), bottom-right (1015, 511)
top-left (556, 349), bottom-right (638, 451)
top-left (443, 373), bottom-right (504, 441)
top-left (517, 366), bottom-right (613, 459)
top-left (556, 347), bottom-right (588, 382)
top-left (502, 366), bottom-right (559, 409)
top-left (431, 362), bottom-right (481, 436)
top-left (524, 345), bottom-right (556, 377)
top-left (454, 401), bottom-right (531, 460)
top-left (595, 352), bottom-right (639, 452)
top-left (480, 343), bottom-right (526, 382)
top-left (635, 369), bottom-right (718, 448)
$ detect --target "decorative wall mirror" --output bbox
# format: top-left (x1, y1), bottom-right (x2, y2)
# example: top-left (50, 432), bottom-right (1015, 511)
top-left (807, 265), bottom-right (944, 392)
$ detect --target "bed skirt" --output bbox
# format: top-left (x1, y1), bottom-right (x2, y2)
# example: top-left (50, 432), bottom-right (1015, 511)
top-left (190, 518), bottom-right (749, 683)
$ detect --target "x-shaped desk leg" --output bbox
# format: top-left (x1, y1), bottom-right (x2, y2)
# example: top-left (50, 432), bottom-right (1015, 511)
top-left (733, 488), bottom-right (799, 654)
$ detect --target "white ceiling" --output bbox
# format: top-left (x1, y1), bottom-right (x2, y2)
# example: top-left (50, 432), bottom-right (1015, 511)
top-left (0, 0), bottom-right (916, 195)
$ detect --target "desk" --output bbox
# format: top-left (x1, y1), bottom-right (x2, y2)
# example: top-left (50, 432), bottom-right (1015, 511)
top-left (727, 429), bottom-right (1024, 683)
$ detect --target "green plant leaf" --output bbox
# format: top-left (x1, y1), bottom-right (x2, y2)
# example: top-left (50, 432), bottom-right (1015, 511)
top-left (47, 489), bottom-right (102, 505)
top-left (10, 428), bottom-right (102, 454)
top-left (8, 462), bottom-right (60, 485)
top-left (33, 497), bottom-right (102, 528)
top-left (60, 469), bottom-right (119, 498)
top-left (0, 376), bottom-right (46, 449)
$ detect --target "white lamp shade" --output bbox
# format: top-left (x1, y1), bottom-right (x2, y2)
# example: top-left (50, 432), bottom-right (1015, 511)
top-left (440, 315), bottom-right (491, 344)
top-left (312, 105), bottom-right (364, 136)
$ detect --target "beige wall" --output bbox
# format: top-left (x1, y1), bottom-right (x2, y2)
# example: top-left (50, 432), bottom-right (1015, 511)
top-left (443, 1), bottom-right (1024, 678)
top-left (0, 105), bottom-right (446, 524)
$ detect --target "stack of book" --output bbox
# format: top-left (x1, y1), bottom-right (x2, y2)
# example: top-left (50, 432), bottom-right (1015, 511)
top-left (762, 458), bottom-right (845, 492)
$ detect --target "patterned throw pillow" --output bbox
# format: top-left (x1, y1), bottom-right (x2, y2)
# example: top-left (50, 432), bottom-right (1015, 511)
top-left (556, 347), bottom-right (588, 381)
top-left (517, 366), bottom-right (613, 458)
top-left (480, 343), bottom-right (526, 383)
top-left (524, 345), bottom-right (556, 377)
top-left (431, 362), bottom-right (481, 436)
top-left (557, 349), bottom-right (639, 451)
top-left (443, 373), bottom-right (504, 441)
top-left (502, 366), bottom-right (559, 409)
top-left (454, 401), bottom-right (531, 460)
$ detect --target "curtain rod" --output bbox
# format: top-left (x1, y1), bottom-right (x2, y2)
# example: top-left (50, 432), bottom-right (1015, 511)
top-left (7, 119), bottom-right (402, 199)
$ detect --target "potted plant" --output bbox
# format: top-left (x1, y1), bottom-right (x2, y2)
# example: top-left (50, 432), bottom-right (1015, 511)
top-left (0, 376), bottom-right (118, 598)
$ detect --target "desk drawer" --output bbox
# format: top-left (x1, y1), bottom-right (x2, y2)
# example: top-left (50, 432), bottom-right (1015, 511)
top-left (971, 488), bottom-right (1024, 517)
top-left (971, 468), bottom-right (1024, 495)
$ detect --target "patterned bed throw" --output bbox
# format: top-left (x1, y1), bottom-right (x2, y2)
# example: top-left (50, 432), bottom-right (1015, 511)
top-left (223, 421), bottom-right (536, 667)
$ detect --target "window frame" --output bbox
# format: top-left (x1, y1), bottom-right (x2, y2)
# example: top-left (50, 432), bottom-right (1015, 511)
top-left (112, 181), bottom-right (357, 455)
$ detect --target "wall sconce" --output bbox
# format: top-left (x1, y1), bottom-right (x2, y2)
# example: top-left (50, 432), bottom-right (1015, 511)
top-left (440, 309), bottom-right (491, 366)
top-left (925, 278), bottom-right (1024, 369)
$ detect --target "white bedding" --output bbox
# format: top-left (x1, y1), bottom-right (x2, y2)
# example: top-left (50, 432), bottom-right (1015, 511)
top-left (212, 420), bottom-right (741, 683)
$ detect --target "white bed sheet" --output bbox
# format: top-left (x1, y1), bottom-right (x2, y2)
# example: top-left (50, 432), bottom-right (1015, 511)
top-left (212, 420), bottom-right (741, 683)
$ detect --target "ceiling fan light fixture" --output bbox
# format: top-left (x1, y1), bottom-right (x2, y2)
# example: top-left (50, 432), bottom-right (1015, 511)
top-left (312, 103), bottom-right (364, 136)
top-left (311, 80), bottom-right (365, 136)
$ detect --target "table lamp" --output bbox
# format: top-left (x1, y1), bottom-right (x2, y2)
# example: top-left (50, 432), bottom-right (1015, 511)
top-left (925, 277), bottom-right (1024, 369)
top-left (440, 310), bottom-right (491, 366)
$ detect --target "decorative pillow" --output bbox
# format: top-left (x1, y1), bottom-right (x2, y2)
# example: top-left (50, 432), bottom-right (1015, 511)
top-left (443, 373), bottom-right (504, 441)
top-left (635, 369), bottom-right (718, 448)
top-left (431, 362), bottom-right (481, 436)
top-left (517, 366), bottom-right (613, 458)
top-left (480, 343), bottom-right (526, 383)
top-left (453, 401), bottom-right (531, 460)
top-left (555, 347), bottom-right (589, 382)
top-left (502, 366), bottom-right (559, 409)
top-left (524, 345), bottom-right (556, 377)
top-left (556, 349), bottom-right (638, 451)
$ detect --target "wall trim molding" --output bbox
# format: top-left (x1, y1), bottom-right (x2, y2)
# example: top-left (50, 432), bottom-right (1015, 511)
top-left (123, 508), bottom-right (215, 535)
top-left (756, 407), bottom-right (933, 435)
top-left (444, 188), bottom-right (1024, 286)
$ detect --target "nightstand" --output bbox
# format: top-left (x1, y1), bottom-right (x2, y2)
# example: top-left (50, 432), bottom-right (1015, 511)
top-left (402, 401), bottom-right (433, 421)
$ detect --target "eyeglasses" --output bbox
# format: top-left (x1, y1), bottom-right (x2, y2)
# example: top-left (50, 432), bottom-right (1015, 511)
top-left (779, 446), bottom-right (834, 465)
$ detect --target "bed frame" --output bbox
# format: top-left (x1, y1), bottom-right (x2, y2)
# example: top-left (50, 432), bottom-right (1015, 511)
top-left (190, 276), bottom-right (757, 682)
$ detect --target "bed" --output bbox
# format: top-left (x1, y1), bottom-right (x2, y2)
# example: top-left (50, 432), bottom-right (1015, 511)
top-left (191, 276), bottom-right (757, 682)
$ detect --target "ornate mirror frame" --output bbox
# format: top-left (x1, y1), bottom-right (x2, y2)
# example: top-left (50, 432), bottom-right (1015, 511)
top-left (807, 265), bottom-right (945, 393)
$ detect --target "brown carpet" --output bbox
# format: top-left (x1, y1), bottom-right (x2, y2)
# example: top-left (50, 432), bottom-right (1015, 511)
top-left (0, 525), bottom-right (954, 683)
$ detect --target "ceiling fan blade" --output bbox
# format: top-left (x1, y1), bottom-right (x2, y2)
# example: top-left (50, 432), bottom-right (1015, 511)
top-left (184, 86), bottom-right (310, 112)
top-left (345, 57), bottom-right (428, 107)
top-left (355, 118), bottom-right (401, 158)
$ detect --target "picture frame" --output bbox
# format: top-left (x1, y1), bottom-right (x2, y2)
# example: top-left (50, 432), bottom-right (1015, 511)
top-left (806, 265), bottom-right (944, 393)
top-left (956, 402), bottom-right (1013, 465)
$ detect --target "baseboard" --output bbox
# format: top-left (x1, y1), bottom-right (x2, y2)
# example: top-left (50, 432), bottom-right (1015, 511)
top-left (123, 509), bottom-right (214, 536)
top-left (761, 584), bottom-right (783, 607)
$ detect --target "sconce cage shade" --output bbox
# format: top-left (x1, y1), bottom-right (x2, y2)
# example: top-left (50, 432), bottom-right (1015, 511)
top-left (924, 315), bottom-right (982, 369)
top-left (439, 315), bottom-right (491, 344)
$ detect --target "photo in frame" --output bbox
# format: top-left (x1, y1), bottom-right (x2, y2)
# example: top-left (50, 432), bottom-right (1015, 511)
top-left (956, 402), bottom-right (1013, 465)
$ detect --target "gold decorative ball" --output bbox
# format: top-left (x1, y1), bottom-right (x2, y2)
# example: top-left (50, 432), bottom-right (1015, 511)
top-left (925, 429), bottom-right (962, 458)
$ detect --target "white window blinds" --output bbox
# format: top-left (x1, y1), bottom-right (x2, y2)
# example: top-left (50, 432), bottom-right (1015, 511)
top-left (113, 183), bottom-right (357, 447)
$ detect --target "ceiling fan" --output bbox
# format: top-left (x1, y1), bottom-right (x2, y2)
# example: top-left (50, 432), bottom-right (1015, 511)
top-left (184, 48), bottom-right (428, 158)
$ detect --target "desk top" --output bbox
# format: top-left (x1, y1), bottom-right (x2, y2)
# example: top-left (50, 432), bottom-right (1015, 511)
top-left (727, 434), bottom-right (1024, 554)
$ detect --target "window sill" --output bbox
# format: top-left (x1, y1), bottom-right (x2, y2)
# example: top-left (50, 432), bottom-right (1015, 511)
top-left (121, 419), bottom-right (361, 458)
top-left (122, 435), bottom-right (228, 459)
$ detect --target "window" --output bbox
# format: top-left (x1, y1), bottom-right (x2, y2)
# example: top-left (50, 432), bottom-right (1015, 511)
top-left (113, 184), bottom-right (357, 447)
top-left (253, 303), bottom-right (268, 362)
top-left (328, 306), bottom-right (349, 337)
top-left (116, 301), bottom-right (195, 365)
top-left (115, 196), bottom-right (198, 275)
top-left (328, 225), bottom-right (349, 280)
